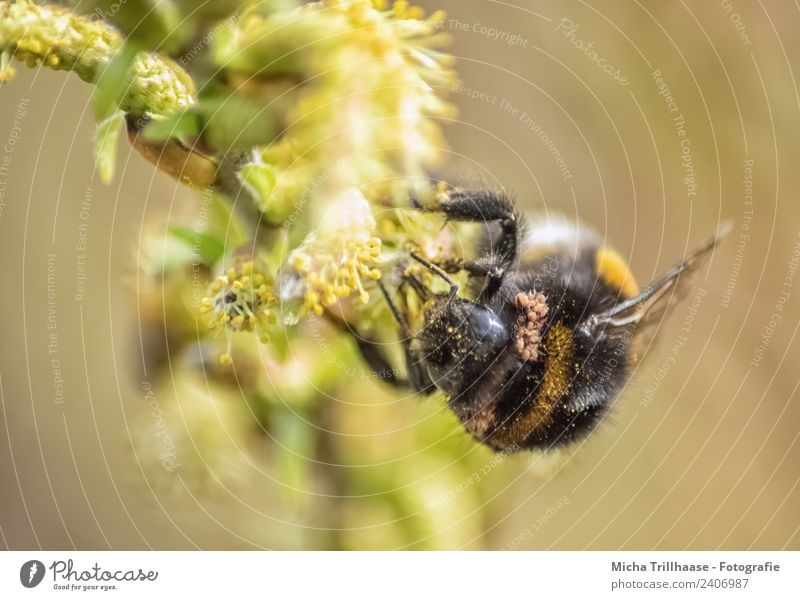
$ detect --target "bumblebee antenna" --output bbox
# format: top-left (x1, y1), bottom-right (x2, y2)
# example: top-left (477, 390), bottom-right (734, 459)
top-left (408, 251), bottom-right (459, 302)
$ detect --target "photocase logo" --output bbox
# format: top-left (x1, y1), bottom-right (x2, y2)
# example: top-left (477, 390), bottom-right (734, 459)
top-left (20, 560), bottom-right (45, 588)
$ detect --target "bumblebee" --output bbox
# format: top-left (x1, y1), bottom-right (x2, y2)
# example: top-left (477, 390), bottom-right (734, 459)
top-left (354, 190), bottom-right (727, 453)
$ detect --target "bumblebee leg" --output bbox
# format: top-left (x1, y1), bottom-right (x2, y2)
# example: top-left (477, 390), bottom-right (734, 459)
top-left (423, 253), bottom-right (510, 303)
top-left (437, 256), bottom-right (505, 278)
top-left (354, 333), bottom-right (435, 394)
top-left (352, 336), bottom-right (402, 387)
top-left (429, 190), bottom-right (520, 301)
top-left (379, 280), bottom-right (436, 395)
top-left (436, 190), bottom-right (520, 264)
top-left (325, 310), bottom-right (409, 390)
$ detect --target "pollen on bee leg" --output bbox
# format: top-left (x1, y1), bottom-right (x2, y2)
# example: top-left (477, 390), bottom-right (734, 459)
top-left (513, 291), bottom-right (548, 363)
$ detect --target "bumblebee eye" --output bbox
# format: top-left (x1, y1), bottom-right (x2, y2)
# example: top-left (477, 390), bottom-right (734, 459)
top-left (467, 306), bottom-right (507, 345)
top-left (419, 301), bottom-right (509, 396)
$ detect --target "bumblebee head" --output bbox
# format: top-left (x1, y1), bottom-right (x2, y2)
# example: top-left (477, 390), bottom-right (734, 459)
top-left (416, 296), bottom-right (510, 396)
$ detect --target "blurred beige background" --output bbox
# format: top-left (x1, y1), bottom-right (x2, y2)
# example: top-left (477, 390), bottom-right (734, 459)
top-left (0, 0), bottom-right (798, 549)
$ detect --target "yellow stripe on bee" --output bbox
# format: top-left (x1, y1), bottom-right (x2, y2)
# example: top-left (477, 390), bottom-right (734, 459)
top-left (595, 248), bottom-right (640, 299)
top-left (540, 322), bottom-right (575, 404)
top-left (500, 322), bottom-right (575, 445)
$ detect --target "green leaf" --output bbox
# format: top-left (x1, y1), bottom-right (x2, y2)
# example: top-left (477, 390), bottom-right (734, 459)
top-left (239, 161), bottom-right (277, 201)
top-left (200, 95), bottom-right (276, 151)
top-left (142, 109), bottom-right (201, 142)
top-left (145, 95), bottom-right (276, 152)
top-left (207, 193), bottom-right (247, 248)
top-left (168, 226), bottom-right (226, 265)
top-left (93, 40), bottom-right (140, 120)
top-left (94, 110), bottom-right (126, 184)
top-left (81, 0), bottom-right (185, 53)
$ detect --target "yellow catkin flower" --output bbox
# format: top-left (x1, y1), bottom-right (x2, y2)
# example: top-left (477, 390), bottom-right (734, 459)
top-left (201, 260), bottom-right (278, 363)
top-left (214, 0), bottom-right (457, 215)
top-left (285, 189), bottom-right (383, 315)
top-left (0, 1), bottom-right (194, 116)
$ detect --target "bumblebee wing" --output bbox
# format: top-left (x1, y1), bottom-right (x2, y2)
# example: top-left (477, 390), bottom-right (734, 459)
top-left (581, 223), bottom-right (731, 364)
